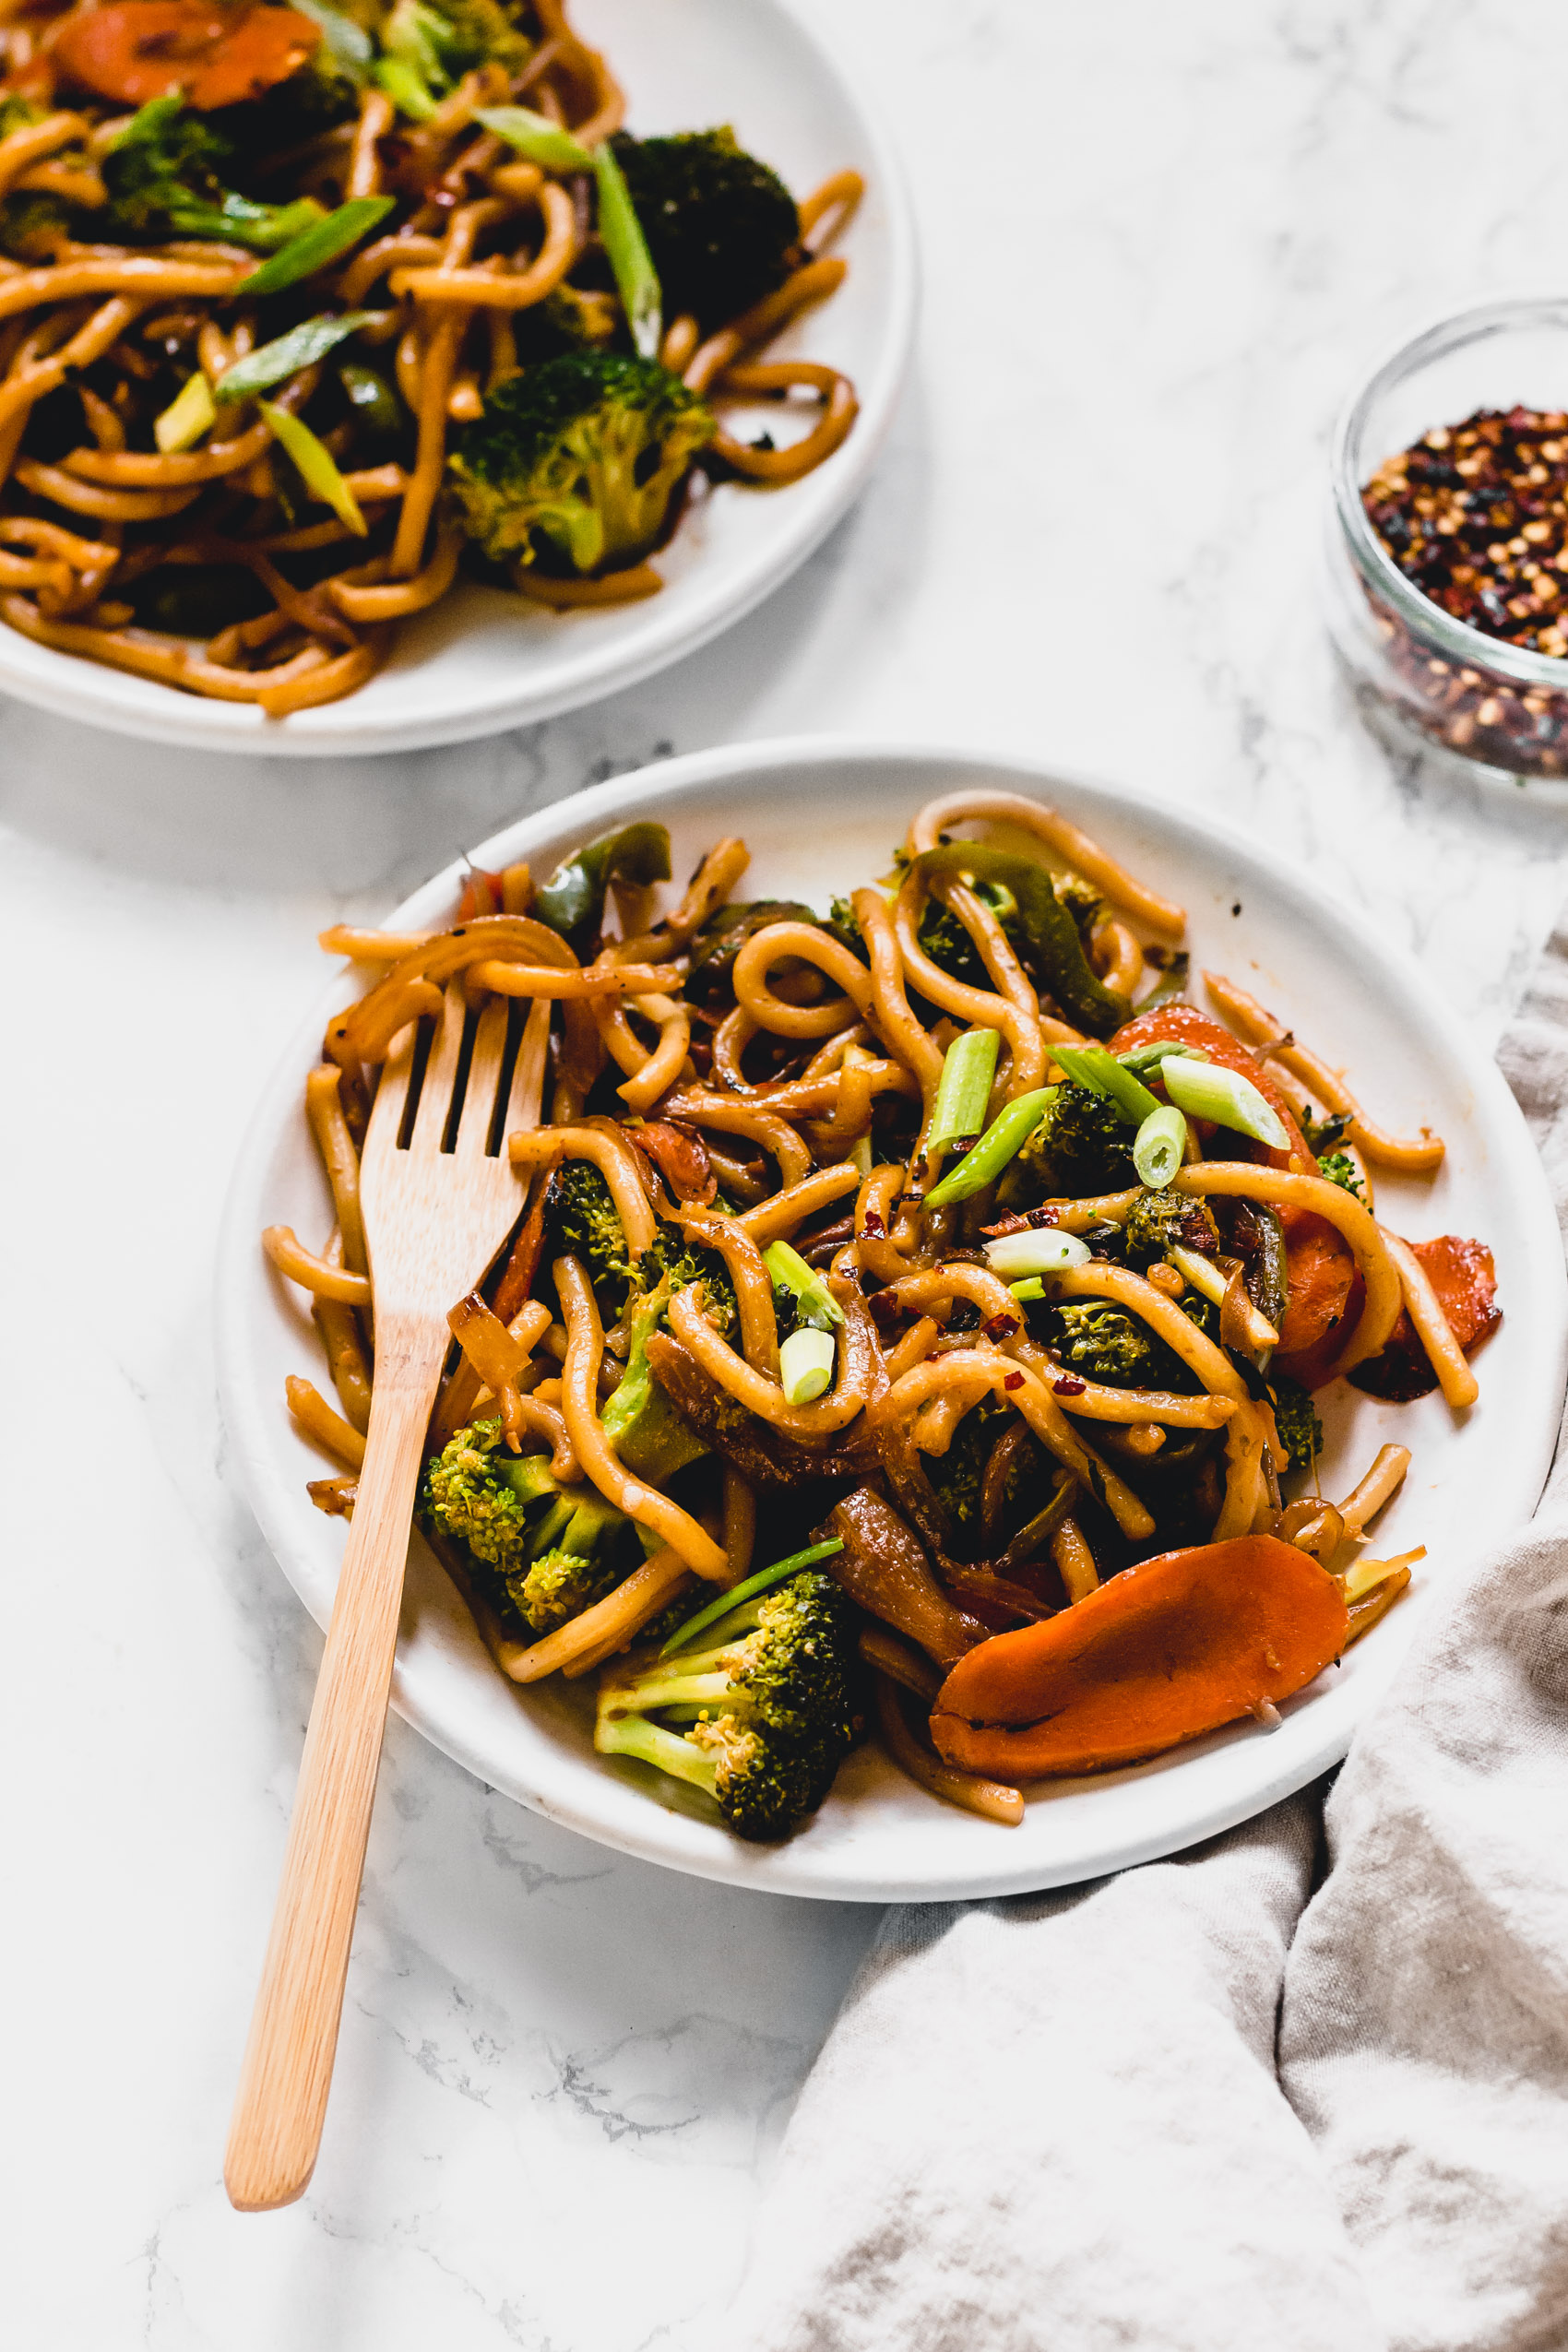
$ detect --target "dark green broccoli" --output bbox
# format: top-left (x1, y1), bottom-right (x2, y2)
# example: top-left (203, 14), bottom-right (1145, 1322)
top-left (420, 1420), bottom-right (639, 1633)
top-left (925, 1395), bottom-right (1042, 1557)
top-left (213, 30), bottom-right (362, 168)
top-left (595, 1571), bottom-right (860, 1840)
top-left (686, 900), bottom-right (822, 1004)
top-left (101, 98), bottom-right (327, 252)
top-left (374, 0), bottom-right (532, 117)
top-left (824, 896), bottom-right (872, 964)
top-left (1123, 1188), bottom-right (1221, 1268)
top-left (1316, 1150), bottom-right (1365, 1202)
top-left (640, 1220), bottom-right (741, 1341)
top-left (0, 190), bottom-right (74, 262)
top-left (916, 882), bottom-right (1016, 991)
top-left (1269, 1374), bottom-right (1323, 1476)
top-left (609, 127), bottom-right (799, 335)
top-left (1302, 1111), bottom-right (1350, 1154)
top-left (447, 351), bottom-right (715, 576)
top-left (512, 283), bottom-right (620, 365)
top-left (1001, 1081), bottom-right (1139, 1203)
top-left (543, 1160), bottom-right (638, 1315)
top-left (1040, 1301), bottom-right (1189, 1391)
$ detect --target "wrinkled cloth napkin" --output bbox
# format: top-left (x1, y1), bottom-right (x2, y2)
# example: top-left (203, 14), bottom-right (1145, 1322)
top-left (722, 927), bottom-right (1568, 2352)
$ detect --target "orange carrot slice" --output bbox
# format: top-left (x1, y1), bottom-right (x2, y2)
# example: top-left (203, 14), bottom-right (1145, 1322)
top-left (930, 1534), bottom-right (1348, 1778)
top-left (1111, 1004), bottom-right (1357, 1381)
top-left (53, 3), bottom-right (320, 111)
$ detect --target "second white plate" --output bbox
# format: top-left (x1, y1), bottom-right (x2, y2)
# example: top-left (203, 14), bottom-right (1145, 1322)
top-left (217, 741), bottom-right (1566, 1898)
top-left (0, 0), bottom-right (915, 756)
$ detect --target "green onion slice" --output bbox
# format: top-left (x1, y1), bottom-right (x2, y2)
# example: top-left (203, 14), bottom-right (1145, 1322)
top-left (258, 399), bottom-right (367, 534)
top-left (764, 1238), bottom-right (844, 1330)
top-left (216, 311), bottom-right (383, 403)
top-left (983, 1229), bottom-right (1092, 1278)
top-left (592, 139), bottom-right (661, 360)
top-left (928, 1027), bottom-right (1001, 1156)
top-left (1134, 1103), bottom-right (1187, 1189)
top-left (233, 196), bottom-right (394, 299)
top-left (659, 1538), bottom-right (845, 1656)
top-left (292, 0), bottom-right (373, 74)
top-left (474, 104), bottom-right (594, 173)
top-left (780, 1325), bottom-right (836, 1406)
top-left (154, 369), bottom-right (214, 454)
top-left (1118, 1040), bottom-right (1211, 1075)
top-left (1051, 1042), bottom-right (1160, 1124)
top-left (1159, 1056), bottom-right (1289, 1150)
top-left (922, 1086), bottom-right (1053, 1208)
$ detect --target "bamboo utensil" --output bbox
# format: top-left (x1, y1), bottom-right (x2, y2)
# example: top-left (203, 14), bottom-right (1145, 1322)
top-left (225, 984), bottom-right (535, 2210)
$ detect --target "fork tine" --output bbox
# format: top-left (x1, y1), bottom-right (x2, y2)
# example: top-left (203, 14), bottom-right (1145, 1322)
top-left (408, 982), bottom-right (468, 1156)
top-left (507, 996), bottom-right (553, 1136)
top-left (454, 996), bottom-right (510, 1159)
top-left (364, 1018), bottom-right (418, 1152)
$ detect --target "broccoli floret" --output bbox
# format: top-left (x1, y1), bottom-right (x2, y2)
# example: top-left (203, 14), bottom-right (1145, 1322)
top-left (1123, 1188), bottom-right (1221, 1267)
top-left (421, 1420), bottom-right (637, 1633)
top-left (0, 190), bottom-right (74, 261)
top-left (926, 1395), bottom-right (1040, 1556)
top-left (102, 97), bottom-right (326, 251)
top-left (1302, 1111), bottom-right (1350, 1154)
top-left (1042, 1301), bottom-right (1188, 1390)
top-left (916, 886), bottom-right (1011, 991)
top-left (1269, 1374), bottom-right (1323, 1476)
top-left (609, 127), bottom-right (799, 335)
top-left (640, 1221), bottom-right (741, 1341)
top-left (374, 0), bottom-right (531, 117)
top-left (595, 1571), bottom-right (860, 1840)
top-left (1002, 1081), bottom-right (1139, 1203)
top-left (1316, 1150), bottom-right (1365, 1202)
top-left (512, 283), bottom-right (620, 365)
top-left (543, 1159), bottom-right (638, 1314)
top-left (447, 350), bottom-right (715, 576)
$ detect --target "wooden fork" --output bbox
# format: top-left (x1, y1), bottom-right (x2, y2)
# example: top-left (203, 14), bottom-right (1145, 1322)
top-left (225, 982), bottom-right (538, 2211)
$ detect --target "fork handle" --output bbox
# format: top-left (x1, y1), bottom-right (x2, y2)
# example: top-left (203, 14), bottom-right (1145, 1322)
top-left (225, 1322), bottom-right (445, 2212)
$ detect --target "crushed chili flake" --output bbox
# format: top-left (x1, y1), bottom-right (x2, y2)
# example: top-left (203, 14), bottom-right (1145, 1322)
top-left (1053, 1375), bottom-right (1087, 1396)
top-left (861, 1210), bottom-right (885, 1237)
top-left (982, 1313), bottom-right (1021, 1341)
top-left (1364, 408), bottom-right (1568, 658)
top-left (1004, 1372), bottom-right (1025, 1392)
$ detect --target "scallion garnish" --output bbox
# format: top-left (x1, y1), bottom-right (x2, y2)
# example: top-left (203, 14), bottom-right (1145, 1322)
top-left (592, 138), bottom-right (661, 360)
top-left (983, 1229), bottom-right (1092, 1279)
top-left (474, 104), bottom-right (593, 173)
top-left (233, 196), bottom-right (394, 299)
top-left (1051, 1042), bottom-right (1160, 1124)
top-left (216, 312), bottom-right (383, 403)
top-left (258, 399), bottom-right (367, 534)
top-left (928, 1027), bottom-right (1001, 1158)
top-left (154, 369), bottom-right (214, 453)
top-left (764, 1238), bottom-right (843, 1330)
top-left (1159, 1057), bottom-right (1289, 1150)
top-left (659, 1538), bottom-right (845, 1656)
top-left (1134, 1103), bottom-right (1187, 1189)
top-left (780, 1325), bottom-right (836, 1405)
top-left (922, 1086), bottom-right (1054, 1208)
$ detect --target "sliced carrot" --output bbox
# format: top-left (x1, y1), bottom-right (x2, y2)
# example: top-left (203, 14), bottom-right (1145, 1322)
top-left (53, 3), bottom-right (320, 111)
top-left (930, 1533), bottom-right (1348, 1778)
top-left (1350, 1234), bottom-right (1500, 1403)
top-left (1111, 1003), bottom-right (1357, 1384)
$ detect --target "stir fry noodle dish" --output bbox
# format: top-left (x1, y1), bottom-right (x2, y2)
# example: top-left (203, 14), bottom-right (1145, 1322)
top-left (0, 0), bottom-right (861, 712)
top-left (269, 790), bottom-right (1500, 1840)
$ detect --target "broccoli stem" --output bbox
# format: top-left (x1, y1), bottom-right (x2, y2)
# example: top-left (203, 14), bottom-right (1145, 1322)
top-left (595, 1709), bottom-right (719, 1796)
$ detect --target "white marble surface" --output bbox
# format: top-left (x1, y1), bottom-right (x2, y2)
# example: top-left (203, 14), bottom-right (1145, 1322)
top-left (9, 3), bottom-right (1568, 2345)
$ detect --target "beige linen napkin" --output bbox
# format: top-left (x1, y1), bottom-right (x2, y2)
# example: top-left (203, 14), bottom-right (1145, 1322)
top-left (721, 929), bottom-right (1568, 2352)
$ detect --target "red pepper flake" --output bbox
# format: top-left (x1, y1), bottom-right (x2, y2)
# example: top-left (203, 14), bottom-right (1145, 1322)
top-left (982, 1313), bottom-right (1021, 1342)
top-left (1004, 1371), bottom-right (1025, 1392)
top-left (1028, 1207), bottom-right (1060, 1229)
top-left (861, 1210), bottom-right (885, 1237)
top-left (1053, 1375), bottom-right (1087, 1396)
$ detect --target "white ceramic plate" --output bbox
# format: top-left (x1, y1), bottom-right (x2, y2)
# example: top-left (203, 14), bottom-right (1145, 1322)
top-left (217, 742), bottom-right (1567, 1900)
top-left (0, 0), bottom-right (914, 758)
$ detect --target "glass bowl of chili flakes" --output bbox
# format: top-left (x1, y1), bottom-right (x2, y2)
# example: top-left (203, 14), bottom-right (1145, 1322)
top-left (1328, 295), bottom-right (1568, 782)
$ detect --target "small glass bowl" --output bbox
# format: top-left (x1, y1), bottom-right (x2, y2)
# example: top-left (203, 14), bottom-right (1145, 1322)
top-left (1327, 295), bottom-right (1568, 781)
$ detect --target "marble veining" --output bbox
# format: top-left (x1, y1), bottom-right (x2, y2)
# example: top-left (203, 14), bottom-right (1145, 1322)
top-left (9, 3), bottom-right (1568, 2346)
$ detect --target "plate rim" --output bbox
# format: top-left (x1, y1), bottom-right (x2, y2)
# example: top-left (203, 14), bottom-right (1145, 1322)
top-left (0, 0), bottom-right (919, 759)
top-left (216, 735), bottom-right (1568, 1898)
